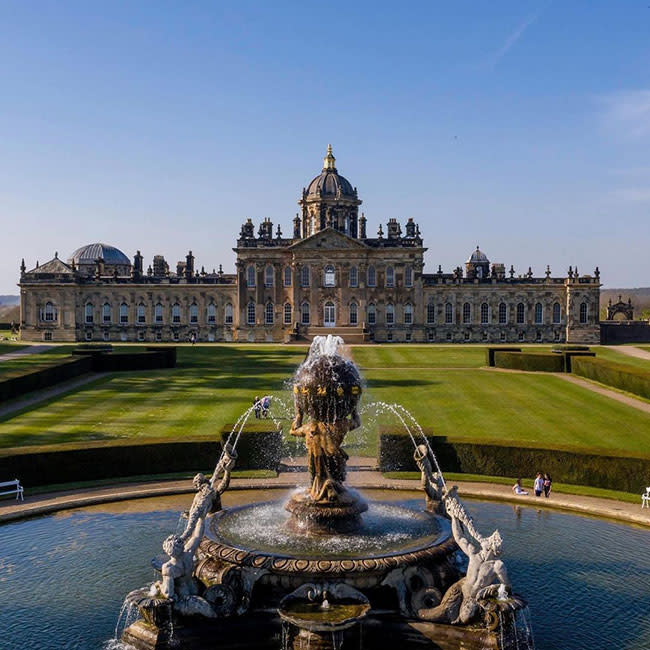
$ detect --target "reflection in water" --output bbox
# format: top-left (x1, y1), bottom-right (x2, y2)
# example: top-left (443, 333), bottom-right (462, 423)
top-left (0, 490), bottom-right (649, 650)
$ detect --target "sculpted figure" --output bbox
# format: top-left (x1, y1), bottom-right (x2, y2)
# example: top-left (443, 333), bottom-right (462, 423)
top-left (413, 444), bottom-right (444, 513)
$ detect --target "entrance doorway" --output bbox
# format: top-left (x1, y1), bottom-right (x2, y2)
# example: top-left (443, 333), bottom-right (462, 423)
top-left (324, 301), bottom-right (336, 327)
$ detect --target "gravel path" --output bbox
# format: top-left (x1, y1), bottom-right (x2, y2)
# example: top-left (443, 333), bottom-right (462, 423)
top-left (0, 345), bottom-right (53, 362)
top-left (608, 345), bottom-right (650, 361)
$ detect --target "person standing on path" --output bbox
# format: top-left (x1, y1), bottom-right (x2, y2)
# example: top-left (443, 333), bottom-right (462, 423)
top-left (253, 396), bottom-right (261, 419)
top-left (543, 473), bottom-right (552, 498)
top-left (533, 472), bottom-right (544, 497)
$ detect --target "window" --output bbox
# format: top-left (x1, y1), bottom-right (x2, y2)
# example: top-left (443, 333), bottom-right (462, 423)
top-left (349, 266), bottom-right (358, 288)
top-left (446, 331), bottom-right (452, 342)
top-left (103, 330), bottom-right (110, 342)
top-left (349, 302), bottom-right (358, 326)
top-left (579, 302), bottom-right (588, 324)
top-left (265, 302), bottom-right (274, 325)
top-left (498, 302), bottom-right (507, 324)
top-left (482, 330), bottom-right (489, 341)
top-left (462, 302), bottom-right (471, 324)
top-left (155, 303), bottom-right (163, 323)
top-left (445, 303), bottom-right (453, 324)
top-left (480, 302), bottom-right (489, 324)
top-left (225, 303), bottom-right (233, 325)
top-left (207, 303), bottom-right (216, 324)
top-left (404, 303), bottom-right (413, 325)
top-left (283, 266), bottom-right (292, 287)
top-left (464, 331), bottom-right (471, 341)
top-left (552, 302), bottom-right (561, 324)
top-left (284, 302), bottom-right (292, 325)
top-left (172, 331), bottom-right (180, 342)
top-left (246, 265), bottom-right (256, 287)
top-left (155, 331), bottom-right (162, 342)
top-left (85, 303), bottom-right (94, 324)
top-left (137, 303), bottom-right (146, 324)
top-left (534, 302), bottom-right (543, 324)
top-left (190, 303), bottom-right (199, 324)
top-left (367, 265), bottom-right (376, 287)
top-left (43, 330), bottom-right (53, 341)
top-left (554, 330), bottom-right (561, 342)
top-left (428, 330), bottom-right (434, 342)
top-left (406, 331), bottom-right (412, 342)
top-left (405, 266), bottom-right (413, 288)
top-left (43, 301), bottom-right (56, 322)
top-left (516, 302), bottom-right (525, 324)
top-left (120, 302), bottom-right (129, 324)
top-left (172, 303), bottom-right (181, 324)
top-left (324, 265), bottom-right (336, 287)
top-left (386, 303), bottom-right (395, 326)
top-left (264, 265), bottom-right (274, 288)
top-left (102, 302), bottom-right (111, 324)
top-left (500, 331), bottom-right (506, 342)
top-left (301, 302), bottom-right (310, 325)
top-left (137, 330), bottom-right (145, 342)
top-left (385, 266), bottom-right (394, 288)
top-left (426, 303), bottom-right (435, 324)
top-left (518, 331), bottom-right (525, 342)
top-left (300, 266), bottom-right (310, 288)
top-left (247, 301), bottom-right (256, 326)
top-left (536, 330), bottom-right (543, 342)
top-left (85, 330), bottom-right (93, 341)
top-left (367, 303), bottom-right (376, 325)
top-left (387, 329), bottom-right (393, 341)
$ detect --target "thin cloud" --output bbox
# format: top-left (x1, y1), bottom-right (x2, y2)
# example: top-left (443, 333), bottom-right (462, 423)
top-left (491, 11), bottom-right (542, 67)
top-left (599, 90), bottom-right (650, 139)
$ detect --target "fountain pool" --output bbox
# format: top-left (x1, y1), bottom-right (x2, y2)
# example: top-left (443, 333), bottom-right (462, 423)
top-left (1, 488), bottom-right (649, 650)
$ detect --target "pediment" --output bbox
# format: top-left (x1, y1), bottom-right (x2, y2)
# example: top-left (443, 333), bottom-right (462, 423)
top-left (27, 257), bottom-right (74, 274)
top-left (290, 228), bottom-right (368, 251)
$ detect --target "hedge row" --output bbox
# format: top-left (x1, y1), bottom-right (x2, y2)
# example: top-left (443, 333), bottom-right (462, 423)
top-left (219, 425), bottom-right (284, 470)
top-left (494, 350), bottom-right (565, 372)
top-left (378, 433), bottom-right (650, 493)
top-left (485, 347), bottom-right (521, 367)
top-left (72, 346), bottom-right (177, 371)
top-left (572, 356), bottom-right (650, 400)
top-left (551, 345), bottom-right (590, 352)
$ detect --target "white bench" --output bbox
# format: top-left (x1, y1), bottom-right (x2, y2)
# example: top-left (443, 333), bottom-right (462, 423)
top-left (642, 487), bottom-right (650, 509)
top-left (0, 479), bottom-right (24, 501)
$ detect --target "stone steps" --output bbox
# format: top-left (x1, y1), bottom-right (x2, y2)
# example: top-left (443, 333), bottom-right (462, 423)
top-left (304, 326), bottom-right (369, 344)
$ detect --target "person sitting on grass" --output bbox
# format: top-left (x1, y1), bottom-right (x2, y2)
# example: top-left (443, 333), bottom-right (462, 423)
top-left (512, 478), bottom-right (528, 496)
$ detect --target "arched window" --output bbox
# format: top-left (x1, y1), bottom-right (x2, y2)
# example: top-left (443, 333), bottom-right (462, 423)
top-left (498, 302), bottom-right (507, 324)
top-left (224, 303), bottom-right (233, 325)
top-left (85, 302), bottom-right (94, 324)
top-left (283, 266), bottom-right (292, 287)
top-left (534, 302), bottom-right (543, 324)
top-left (43, 301), bottom-right (56, 322)
top-left (189, 303), bottom-right (199, 324)
top-left (301, 301), bottom-right (310, 325)
top-left (385, 266), bottom-right (394, 288)
top-left (516, 302), bottom-right (525, 324)
top-left (404, 303), bottom-right (413, 325)
top-left (367, 265), bottom-right (376, 287)
top-left (119, 302), bottom-right (129, 324)
top-left (349, 266), bottom-right (358, 288)
top-left (349, 302), bottom-right (358, 325)
top-left (552, 302), bottom-right (561, 324)
top-left (207, 303), bottom-right (216, 324)
top-left (480, 302), bottom-right (489, 324)
top-left (265, 302), bottom-right (274, 325)
top-left (386, 303), bottom-right (395, 325)
top-left (367, 303), bottom-right (376, 325)
top-left (247, 301), bottom-right (256, 325)
top-left (300, 266), bottom-right (310, 288)
top-left (579, 302), bottom-right (588, 324)
top-left (426, 302), bottom-right (435, 324)
top-left (445, 303), bottom-right (453, 324)
top-left (463, 302), bottom-right (471, 324)
top-left (155, 303), bottom-right (163, 323)
top-left (172, 303), bottom-right (181, 324)
top-left (264, 265), bottom-right (274, 288)
top-left (137, 303), bottom-right (146, 324)
top-left (246, 265), bottom-right (256, 288)
top-left (284, 302), bottom-right (292, 325)
top-left (102, 302), bottom-right (111, 323)
top-left (323, 264), bottom-right (336, 287)
top-left (405, 266), bottom-right (413, 288)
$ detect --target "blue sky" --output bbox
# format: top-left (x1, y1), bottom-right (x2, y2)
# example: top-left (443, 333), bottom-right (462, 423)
top-left (1, 0), bottom-right (649, 293)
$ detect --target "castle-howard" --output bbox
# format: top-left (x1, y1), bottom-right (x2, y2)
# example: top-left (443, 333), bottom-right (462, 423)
top-left (19, 146), bottom-right (600, 344)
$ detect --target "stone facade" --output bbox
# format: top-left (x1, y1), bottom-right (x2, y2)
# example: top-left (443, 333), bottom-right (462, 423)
top-left (18, 147), bottom-right (601, 345)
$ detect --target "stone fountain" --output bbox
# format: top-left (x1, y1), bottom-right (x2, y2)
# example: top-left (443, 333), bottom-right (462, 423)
top-left (121, 335), bottom-right (534, 650)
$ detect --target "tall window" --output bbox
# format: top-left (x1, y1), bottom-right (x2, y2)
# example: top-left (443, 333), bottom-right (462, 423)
top-left (445, 303), bottom-right (453, 324)
top-left (225, 303), bottom-right (233, 325)
top-left (300, 266), bottom-right (310, 288)
top-left (265, 302), bottom-right (274, 325)
top-left (385, 266), bottom-right (394, 288)
top-left (579, 302), bottom-right (588, 324)
top-left (301, 302), bottom-right (310, 325)
top-left (349, 302), bottom-right (358, 325)
top-left (534, 302), bottom-right (543, 324)
top-left (172, 303), bottom-right (181, 324)
top-left (120, 303), bottom-right (129, 324)
top-left (480, 302), bottom-right (489, 324)
top-left (404, 303), bottom-right (413, 325)
top-left (283, 266), bottom-right (292, 287)
top-left (190, 303), bottom-right (199, 324)
top-left (463, 302), bottom-right (471, 324)
top-left (137, 303), bottom-right (146, 324)
top-left (207, 303), bottom-right (216, 324)
top-left (103, 302), bottom-right (111, 323)
top-left (386, 303), bottom-right (395, 325)
top-left (284, 302), bottom-right (292, 325)
top-left (264, 265), bottom-right (274, 288)
top-left (405, 266), bottom-right (413, 288)
top-left (324, 265), bottom-right (336, 287)
top-left (246, 265), bottom-right (256, 287)
top-left (247, 301), bottom-right (256, 325)
top-left (155, 303), bottom-right (163, 323)
top-left (349, 266), bottom-right (358, 288)
top-left (43, 301), bottom-right (56, 322)
top-left (85, 303), bottom-right (94, 324)
top-left (367, 303), bottom-right (376, 325)
top-left (426, 302), bottom-right (435, 324)
top-left (498, 302), bottom-right (507, 324)
top-left (552, 302), bottom-right (561, 324)
top-left (367, 265), bottom-right (376, 287)
top-left (516, 302), bottom-right (525, 324)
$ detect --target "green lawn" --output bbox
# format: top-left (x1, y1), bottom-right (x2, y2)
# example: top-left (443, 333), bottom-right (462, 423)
top-left (0, 345), bottom-right (78, 378)
top-left (0, 343), bottom-right (27, 356)
top-left (350, 345), bottom-right (485, 369)
top-left (592, 346), bottom-right (650, 371)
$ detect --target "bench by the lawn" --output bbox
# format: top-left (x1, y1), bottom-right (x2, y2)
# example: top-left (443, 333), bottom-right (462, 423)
top-left (0, 479), bottom-right (24, 501)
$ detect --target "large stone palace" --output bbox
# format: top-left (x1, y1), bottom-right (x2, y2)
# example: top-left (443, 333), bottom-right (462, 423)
top-left (19, 146), bottom-right (601, 344)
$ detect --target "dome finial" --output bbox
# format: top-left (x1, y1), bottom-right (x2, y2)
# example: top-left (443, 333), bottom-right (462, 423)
top-left (323, 144), bottom-right (336, 171)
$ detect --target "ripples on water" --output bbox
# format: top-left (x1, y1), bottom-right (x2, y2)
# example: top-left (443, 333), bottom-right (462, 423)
top-left (0, 493), bottom-right (649, 650)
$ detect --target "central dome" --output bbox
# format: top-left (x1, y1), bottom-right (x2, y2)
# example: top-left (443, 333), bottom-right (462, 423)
top-left (305, 145), bottom-right (356, 199)
top-left (69, 242), bottom-right (131, 266)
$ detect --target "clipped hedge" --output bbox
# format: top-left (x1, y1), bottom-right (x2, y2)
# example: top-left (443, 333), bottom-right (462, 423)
top-left (494, 351), bottom-right (565, 372)
top-left (220, 423), bottom-right (283, 470)
top-left (485, 347), bottom-right (521, 367)
top-left (552, 345), bottom-right (590, 353)
top-left (92, 350), bottom-right (174, 372)
top-left (562, 351), bottom-right (596, 373)
top-left (572, 356), bottom-right (650, 400)
top-left (378, 433), bottom-right (650, 493)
